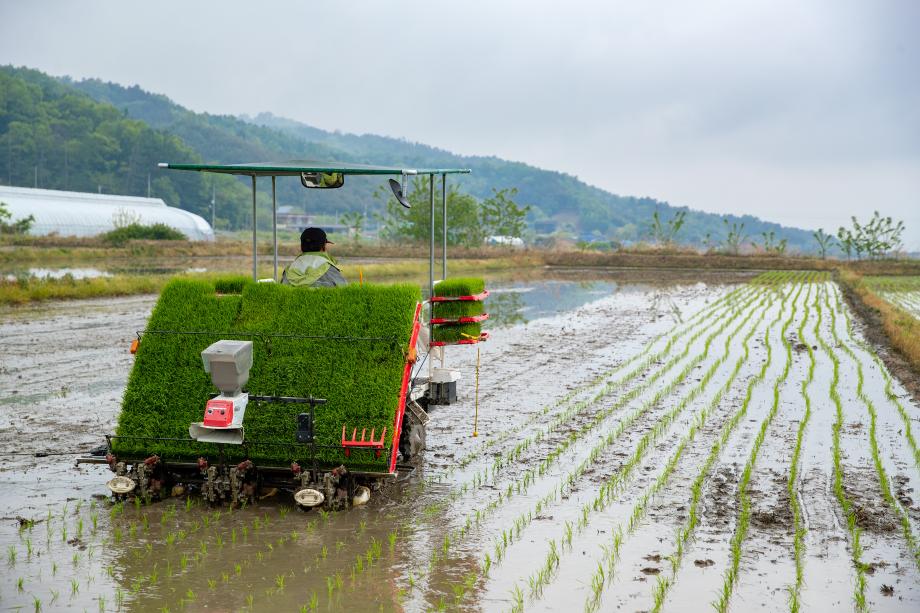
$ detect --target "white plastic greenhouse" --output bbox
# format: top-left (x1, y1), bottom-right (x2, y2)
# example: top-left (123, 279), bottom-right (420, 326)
top-left (0, 185), bottom-right (214, 241)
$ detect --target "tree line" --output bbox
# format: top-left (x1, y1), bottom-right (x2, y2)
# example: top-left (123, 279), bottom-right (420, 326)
top-left (0, 66), bottom-right (251, 227)
top-left (641, 209), bottom-right (907, 258)
top-left (339, 177), bottom-right (529, 247)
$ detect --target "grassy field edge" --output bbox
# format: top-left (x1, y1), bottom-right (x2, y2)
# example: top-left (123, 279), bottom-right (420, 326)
top-left (837, 270), bottom-right (920, 376)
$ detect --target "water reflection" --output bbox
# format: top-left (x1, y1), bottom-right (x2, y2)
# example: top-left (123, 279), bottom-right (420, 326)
top-left (485, 291), bottom-right (527, 327)
top-left (650, 289), bottom-right (684, 324)
top-left (485, 280), bottom-right (617, 328)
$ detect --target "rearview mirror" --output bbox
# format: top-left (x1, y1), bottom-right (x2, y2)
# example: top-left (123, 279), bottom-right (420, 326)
top-left (300, 172), bottom-right (344, 189)
top-left (388, 178), bottom-right (411, 209)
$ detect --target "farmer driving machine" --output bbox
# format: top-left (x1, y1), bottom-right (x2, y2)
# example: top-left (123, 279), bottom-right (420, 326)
top-left (78, 161), bottom-right (488, 510)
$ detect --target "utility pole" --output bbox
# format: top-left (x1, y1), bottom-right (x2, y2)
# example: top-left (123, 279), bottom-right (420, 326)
top-left (34, 166), bottom-right (38, 188)
top-left (211, 184), bottom-right (216, 229)
top-left (147, 173), bottom-right (151, 198)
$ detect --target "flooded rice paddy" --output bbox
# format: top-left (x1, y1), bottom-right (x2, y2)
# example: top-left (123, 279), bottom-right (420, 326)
top-left (877, 290), bottom-right (920, 319)
top-left (1, 269), bottom-right (919, 612)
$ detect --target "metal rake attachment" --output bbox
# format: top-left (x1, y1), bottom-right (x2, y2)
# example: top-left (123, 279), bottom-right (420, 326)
top-left (341, 425), bottom-right (387, 458)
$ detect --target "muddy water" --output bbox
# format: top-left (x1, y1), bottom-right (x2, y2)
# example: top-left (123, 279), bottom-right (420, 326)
top-left (2, 272), bottom-right (919, 612)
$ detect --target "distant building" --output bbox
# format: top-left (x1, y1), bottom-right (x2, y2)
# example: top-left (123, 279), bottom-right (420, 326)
top-left (276, 205), bottom-right (314, 229)
top-left (486, 235), bottom-right (525, 247)
top-left (0, 186), bottom-right (214, 241)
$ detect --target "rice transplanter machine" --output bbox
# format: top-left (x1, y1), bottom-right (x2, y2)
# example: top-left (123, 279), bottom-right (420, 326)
top-left (79, 160), bottom-right (488, 509)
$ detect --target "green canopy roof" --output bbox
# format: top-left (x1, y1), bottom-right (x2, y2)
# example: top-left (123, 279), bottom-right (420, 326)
top-left (158, 160), bottom-right (470, 177)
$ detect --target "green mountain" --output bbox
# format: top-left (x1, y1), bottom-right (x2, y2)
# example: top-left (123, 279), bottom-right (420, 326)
top-left (1, 65), bottom-right (818, 251)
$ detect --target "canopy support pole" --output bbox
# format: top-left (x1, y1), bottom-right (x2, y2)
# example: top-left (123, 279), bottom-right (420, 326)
top-left (271, 176), bottom-right (278, 281)
top-left (429, 173), bottom-right (435, 301)
top-left (251, 175), bottom-right (257, 281)
top-left (441, 173), bottom-right (447, 280)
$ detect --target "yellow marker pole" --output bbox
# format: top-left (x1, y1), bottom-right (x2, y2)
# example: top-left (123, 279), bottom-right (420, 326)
top-left (473, 344), bottom-right (480, 437)
top-left (359, 267), bottom-right (364, 285)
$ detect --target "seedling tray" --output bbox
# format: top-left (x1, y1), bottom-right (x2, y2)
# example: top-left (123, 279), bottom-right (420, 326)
top-left (430, 313), bottom-right (490, 325)
top-left (429, 290), bottom-right (490, 302)
top-left (430, 331), bottom-right (489, 346)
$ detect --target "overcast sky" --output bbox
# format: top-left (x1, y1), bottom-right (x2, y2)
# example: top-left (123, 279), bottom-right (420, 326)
top-left (2, 0), bottom-right (918, 249)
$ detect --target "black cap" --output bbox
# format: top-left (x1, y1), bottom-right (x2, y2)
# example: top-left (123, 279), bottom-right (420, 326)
top-left (300, 227), bottom-right (333, 252)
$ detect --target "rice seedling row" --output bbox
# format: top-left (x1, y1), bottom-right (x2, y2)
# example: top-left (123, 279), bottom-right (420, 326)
top-left (427, 281), bottom-right (770, 513)
top-left (647, 276), bottom-right (803, 611)
top-left (8, 496), bottom-right (311, 612)
top-left (430, 276), bottom-right (768, 484)
top-left (785, 275), bottom-right (822, 612)
top-left (814, 282), bottom-right (870, 611)
top-left (828, 284), bottom-right (920, 570)
top-left (419, 281), bottom-right (773, 550)
top-left (835, 286), bottom-right (920, 475)
top-left (868, 276), bottom-right (920, 319)
top-left (556, 275), bottom-right (802, 612)
top-left (644, 278), bottom-right (805, 613)
top-left (879, 291), bottom-right (920, 318)
top-left (711, 277), bottom-right (806, 612)
top-left (424, 278), bottom-right (764, 487)
top-left (436, 274), bottom-right (789, 607)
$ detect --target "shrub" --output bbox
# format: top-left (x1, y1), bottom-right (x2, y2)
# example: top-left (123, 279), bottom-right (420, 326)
top-left (101, 223), bottom-right (186, 245)
top-left (113, 279), bottom-right (420, 470)
top-left (0, 201), bottom-right (34, 234)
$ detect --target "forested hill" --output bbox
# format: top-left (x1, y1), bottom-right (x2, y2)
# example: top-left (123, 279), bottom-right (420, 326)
top-left (1, 65), bottom-right (816, 250)
top-left (0, 66), bottom-right (236, 223)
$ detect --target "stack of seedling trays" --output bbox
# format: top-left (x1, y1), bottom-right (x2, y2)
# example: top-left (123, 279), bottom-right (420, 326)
top-left (430, 277), bottom-right (489, 346)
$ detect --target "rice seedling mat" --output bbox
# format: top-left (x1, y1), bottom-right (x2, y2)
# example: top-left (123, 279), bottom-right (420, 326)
top-left (112, 278), bottom-right (421, 472)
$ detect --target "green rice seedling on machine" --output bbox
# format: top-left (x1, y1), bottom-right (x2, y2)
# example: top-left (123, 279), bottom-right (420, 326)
top-left (429, 277), bottom-right (490, 404)
top-left (79, 160), bottom-right (489, 511)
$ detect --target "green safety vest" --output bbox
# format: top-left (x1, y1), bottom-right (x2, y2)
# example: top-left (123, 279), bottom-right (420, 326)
top-left (282, 252), bottom-right (343, 287)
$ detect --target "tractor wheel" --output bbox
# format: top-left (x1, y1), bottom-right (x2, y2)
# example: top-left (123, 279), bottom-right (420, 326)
top-left (399, 421), bottom-right (426, 459)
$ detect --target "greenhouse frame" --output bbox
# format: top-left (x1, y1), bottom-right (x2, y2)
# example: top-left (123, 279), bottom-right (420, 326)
top-left (0, 185), bottom-right (214, 241)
